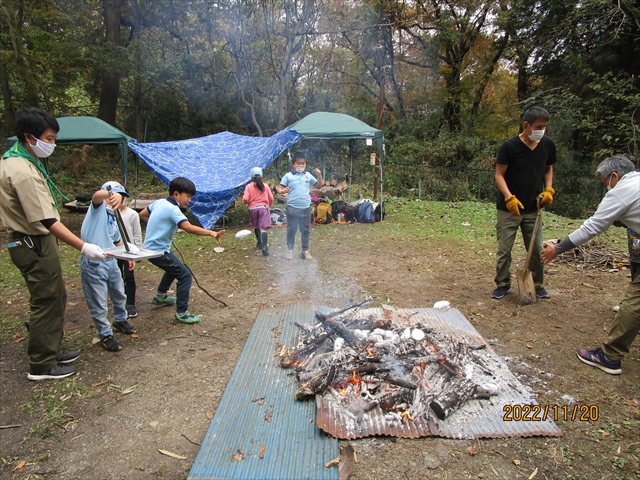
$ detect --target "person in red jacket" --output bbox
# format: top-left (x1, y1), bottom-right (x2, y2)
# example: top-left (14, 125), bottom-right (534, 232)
top-left (243, 167), bottom-right (274, 256)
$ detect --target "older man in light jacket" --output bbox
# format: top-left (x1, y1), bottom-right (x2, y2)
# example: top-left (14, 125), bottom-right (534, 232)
top-left (541, 155), bottom-right (640, 375)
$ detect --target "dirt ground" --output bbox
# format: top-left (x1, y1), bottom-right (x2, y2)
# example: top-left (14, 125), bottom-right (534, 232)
top-left (1, 206), bottom-right (639, 480)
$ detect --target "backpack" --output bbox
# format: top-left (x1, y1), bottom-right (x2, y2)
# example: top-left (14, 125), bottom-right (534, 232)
top-left (270, 208), bottom-right (286, 225)
top-left (331, 201), bottom-right (348, 220)
top-left (343, 205), bottom-right (357, 224)
top-left (315, 202), bottom-right (333, 224)
top-left (374, 201), bottom-right (385, 222)
top-left (356, 201), bottom-right (375, 223)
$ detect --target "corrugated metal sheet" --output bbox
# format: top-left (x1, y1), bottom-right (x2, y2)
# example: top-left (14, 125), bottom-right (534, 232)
top-left (188, 304), bottom-right (339, 480)
top-left (315, 307), bottom-right (562, 440)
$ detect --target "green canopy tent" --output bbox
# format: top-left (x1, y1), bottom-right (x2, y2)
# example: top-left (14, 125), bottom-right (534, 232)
top-left (287, 112), bottom-right (385, 204)
top-left (5, 116), bottom-right (136, 186)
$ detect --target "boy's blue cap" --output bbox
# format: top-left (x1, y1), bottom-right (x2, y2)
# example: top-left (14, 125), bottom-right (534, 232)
top-left (250, 167), bottom-right (263, 178)
top-left (102, 181), bottom-right (130, 197)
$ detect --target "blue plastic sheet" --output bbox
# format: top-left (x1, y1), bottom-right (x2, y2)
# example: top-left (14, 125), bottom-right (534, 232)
top-left (129, 129), bottom-right (301, 229)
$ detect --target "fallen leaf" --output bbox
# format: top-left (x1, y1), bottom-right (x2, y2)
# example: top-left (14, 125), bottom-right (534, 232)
top-left (603, 431), bottom-right (611, 436)
top-left (622, 397), bottom-right (639, 407)
top-left (131, 333), bottom-right (139, 339)
top-left (529, 467), bottom-right (538, 479)
top-left (325, 456), bottom-right (340, 467)
top-left (13, 336), bottom-right (26, 343)
top-left (91, 380), bottom-right (110, 387)
top-left (206, 411), bottom-right (213, 420)
top-left (231, 450), bottom-right (244, 462)
top-left (264, 411), bottom-right (273, 423)
top-left (526, 344), bottom-right (533, 349)
top-left (466, 446), bottom-right (478, 455)
top-left (13, 460), bottom-right (26, 471)
top-left (91, 337), bottom-right (100, 345)
top-left (513, 459), bottom-right (521, 466)
top-left (228, 293), bottom-right (234, 298)
top-left (159, 449), bottom-right (187, 460)
top-left (259, 444), bottom-right (266, 459)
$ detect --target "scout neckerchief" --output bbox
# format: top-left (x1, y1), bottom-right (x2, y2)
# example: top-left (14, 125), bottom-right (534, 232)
top-left (2, 142), bottom-right (70, 208)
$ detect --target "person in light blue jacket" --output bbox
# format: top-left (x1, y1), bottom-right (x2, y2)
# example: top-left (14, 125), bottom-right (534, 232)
top-left (80, 181), bottom-right (136, 352)
top-left (276, 152), bottom-right (323, 260)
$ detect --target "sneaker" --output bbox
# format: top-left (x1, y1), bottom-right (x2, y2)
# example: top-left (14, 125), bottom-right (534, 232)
top-left (100, 335), bottom-right (122, 352)
top-left (301, 251), bottom-right (313, 260)
top-left (126, 304), bottom-right (137, 318)
top-left (152, 293), bottom-right (177, 306)
top-left (56, 351), bottom-right (79, 364)
top-left (577, 348), bottom-right (622, 375)
top-left (536, 287), bottom-right (550, 299)
top-left (113, 320), bottom-right (137, 335)
top-left (491, 285), bottom-right (512, 299)
top-left (286, 250), bottom-right (294, 260)
top-left (262, 247), bottom-right (270, 257)
top-left (173, 310), bottom-right (202, 325)
top-left (28, 363), bottom-right (76, 381)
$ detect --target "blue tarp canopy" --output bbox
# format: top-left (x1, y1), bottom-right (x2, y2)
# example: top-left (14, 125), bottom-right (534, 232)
top-left (128, 129), bottom-right (301, 229)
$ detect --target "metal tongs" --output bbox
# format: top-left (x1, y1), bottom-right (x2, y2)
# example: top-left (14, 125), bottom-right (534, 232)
top-left (105, 185), bottom-right (132, 253)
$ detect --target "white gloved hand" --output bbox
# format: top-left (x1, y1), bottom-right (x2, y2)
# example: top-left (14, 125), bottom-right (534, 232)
top-left (81, 242), bottom-right (107, 260)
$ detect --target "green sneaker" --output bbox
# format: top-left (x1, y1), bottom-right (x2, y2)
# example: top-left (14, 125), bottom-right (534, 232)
top-left (152, 293), bottom-right (176, 306)
top-left (173, 310), bottom-right (202, 325)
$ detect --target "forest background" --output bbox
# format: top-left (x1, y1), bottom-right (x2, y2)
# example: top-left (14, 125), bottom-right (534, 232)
top-left (2, 0), bottom-right (640, 218)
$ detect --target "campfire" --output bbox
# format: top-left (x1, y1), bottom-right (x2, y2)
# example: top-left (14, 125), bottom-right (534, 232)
top-left (276, 300), bottom-right (506, 439)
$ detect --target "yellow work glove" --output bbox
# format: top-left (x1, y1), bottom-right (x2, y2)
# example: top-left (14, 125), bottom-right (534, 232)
top-left (505, 195), bottom-right (523, 216)
top-left (538, 187), bottom-right (555, 207)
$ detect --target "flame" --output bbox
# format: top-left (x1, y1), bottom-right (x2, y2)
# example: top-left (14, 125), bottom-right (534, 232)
top-left (425, 341), bottom-right (439, 353)
top-left (275, 344), bottom-right (287, 357)
top-left (366, 347), bottom-right (376, 356)
top-left (339, 387), bottom-right (348, 396)
top-left (400, 410), bottom-right (413, 421)
top-left (291, 357), bottom-right (306, 368)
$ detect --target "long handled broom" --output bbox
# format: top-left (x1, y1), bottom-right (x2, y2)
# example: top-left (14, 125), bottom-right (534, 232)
top-left (516, 196), bottom-right (543, 305)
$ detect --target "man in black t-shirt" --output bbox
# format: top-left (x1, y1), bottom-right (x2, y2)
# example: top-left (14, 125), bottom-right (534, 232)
top-left (492, 106), bottom-right (557, 300)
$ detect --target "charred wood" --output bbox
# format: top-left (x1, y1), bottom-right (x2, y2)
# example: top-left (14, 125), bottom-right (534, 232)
top-left (430, 377), bottom-right (477, 420)
top-left (383, 374), bottom-right (419, 390)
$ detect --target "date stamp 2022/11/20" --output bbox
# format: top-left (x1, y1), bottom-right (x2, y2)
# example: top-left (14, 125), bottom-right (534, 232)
top-left (503, 404), bottom-right (599, 422)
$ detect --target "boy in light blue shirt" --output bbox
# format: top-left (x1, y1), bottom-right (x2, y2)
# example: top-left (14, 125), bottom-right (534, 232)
top-left (141, 177), bottom-right (225, 325)
top-left (80, 181), bottom-right (136, 352)
top-left (276, 152), bottom-right (323, 260)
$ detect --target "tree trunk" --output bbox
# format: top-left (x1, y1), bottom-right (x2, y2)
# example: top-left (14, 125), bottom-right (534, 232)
top-left (131, 0), bottom-right (144, 141)
top-left (98, 0), bottom-right (122, 126)
top-left (0, 2), bottom-right (41, 107)
top-left (0, 61), bottom-right (15, 135)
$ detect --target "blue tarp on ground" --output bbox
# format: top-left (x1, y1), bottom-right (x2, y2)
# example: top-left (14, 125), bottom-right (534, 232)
top-left (128, 130), bottom-right (301, 229)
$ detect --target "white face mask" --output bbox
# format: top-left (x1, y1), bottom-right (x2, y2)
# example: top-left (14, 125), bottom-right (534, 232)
top-left (29, 136), bottom-right (56, 158)
top-left (528, 128), bottom-right (545, 142)
top-left (294, 166), bottom-right (305, 174)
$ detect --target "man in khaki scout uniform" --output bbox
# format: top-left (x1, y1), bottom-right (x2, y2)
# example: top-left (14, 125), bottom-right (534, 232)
top-left (0, 107), bottom-right (106, 380)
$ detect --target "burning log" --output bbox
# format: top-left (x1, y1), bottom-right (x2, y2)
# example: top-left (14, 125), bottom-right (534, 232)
top-left (315, 312), bottom-right (364, 347)
top-left (429, 377), bottom-right (477, 420)
top-left (383, 374), bottom-right (419, 390)
top-left (364, 388), bottom-right (414, 413)
top-left (295, 365), bottom-right (337, 400)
